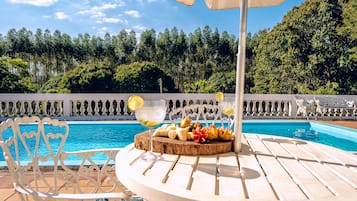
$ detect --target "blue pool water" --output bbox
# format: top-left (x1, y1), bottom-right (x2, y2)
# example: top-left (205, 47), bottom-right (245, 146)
top-left (1, 120), bottom-right (356, 165)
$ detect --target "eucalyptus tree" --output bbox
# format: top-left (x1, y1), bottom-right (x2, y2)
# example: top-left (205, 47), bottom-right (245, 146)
top-left (42, 29), bottom-right (54, 82)
top-left (61, 33), bottom-right (74, 71)
top-left (103, 33), bottom-right (117, 66)
top-left (156, 27), bottom-right (189, 91)
top-left (32, 28), bottom-right (44, 83)
top-left (53, 30), bottom-right (67, 74)
top-left (91, 36), bottom-right (105, 62)
top-left (6, 28), bottom-right (18, 58)
top-left (0, 34), bottom-right (9, 57)
top-left (136, 29), bottom-right (156, 62)
top-left (216, 31), bottom-right (235, 73)
top-left (156, 28), bottom-right (172, 69)
top-left (171, 28), bottom-right (188, 91)
top-left (115, 30), bottom-right (137, 65)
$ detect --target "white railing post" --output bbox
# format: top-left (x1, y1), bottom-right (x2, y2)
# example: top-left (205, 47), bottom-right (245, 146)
top-left (63, 95), bottom-right (71, 117)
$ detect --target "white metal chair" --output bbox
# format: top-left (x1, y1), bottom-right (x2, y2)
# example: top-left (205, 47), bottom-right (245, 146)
top-left (0, 116), bottom-right (131, 201)
top-left (294, 98), bottom-right (315, 119)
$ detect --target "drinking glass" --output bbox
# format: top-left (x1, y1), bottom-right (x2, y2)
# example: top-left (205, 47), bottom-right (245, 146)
top-left (135, 99), bottom-right (166, 162)
top-left (219, 97), bottom-right (236, 129)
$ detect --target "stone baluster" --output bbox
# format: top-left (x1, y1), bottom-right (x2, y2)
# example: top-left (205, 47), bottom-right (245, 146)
top-left (109, 100), bottom-right (113, 115)
top-left (108, 100), bottom-right (113, 116)
top-left (258, 101), bottom-right (263, 116)
top-left (5, 102), bottom-right (9, 116)
top-left (50, 101), bottom-right (55, 116)
top-left (123, 100), bottom-right (129, 115)
top-left (59, 101), bottom-right (63, 116)
top-left (85, 101), bottom-right (90, 116)
top-left (12, 101), bottom-right (17, 116)
top-left (35, 101), bottom-right (40, 115)
top-left (19, 101), bottom-right (25, 116)
top-left (244, 101), bottom-right (250, 116)
top-left (269, 101), bottom-right (274, 116)
top-left (42, 101), bottom-right (47, 116)
top-left (283, 101), bottom-right (289, 116)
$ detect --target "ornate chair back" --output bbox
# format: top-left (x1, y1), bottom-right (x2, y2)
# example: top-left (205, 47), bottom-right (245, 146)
top-left (0, 116), bottom-right (69, 199)
top-left (0, 116), bottom-right (130, 200)
top-left (169, 104), bottom-right (224, 127)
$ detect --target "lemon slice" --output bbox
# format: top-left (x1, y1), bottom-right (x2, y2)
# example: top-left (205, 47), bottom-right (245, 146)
top-left (215, 92), bottom-right (224, 102)
top-left (223, 108), bottom-right (235, 116)
top-left (128, 95), bottom-right (144, 111)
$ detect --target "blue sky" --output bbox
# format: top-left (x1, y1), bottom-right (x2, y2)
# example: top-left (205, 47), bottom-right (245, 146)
top-left (0, 0), bottom-right (305, 38)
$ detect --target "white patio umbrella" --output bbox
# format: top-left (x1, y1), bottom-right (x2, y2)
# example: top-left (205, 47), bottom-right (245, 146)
top-left (176, 0), bottom-right (285, 152)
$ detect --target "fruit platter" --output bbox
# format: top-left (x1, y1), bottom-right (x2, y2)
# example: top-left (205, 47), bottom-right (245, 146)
top-left (134, 117), bottom-right (234, 155)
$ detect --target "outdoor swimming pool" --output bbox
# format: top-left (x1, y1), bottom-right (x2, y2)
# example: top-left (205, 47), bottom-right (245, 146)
top-left (0, 120), bottom-right (356, 165)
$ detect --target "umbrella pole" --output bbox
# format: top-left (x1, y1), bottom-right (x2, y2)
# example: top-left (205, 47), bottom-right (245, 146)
top-left (234, 0), bottom-right (248, 152)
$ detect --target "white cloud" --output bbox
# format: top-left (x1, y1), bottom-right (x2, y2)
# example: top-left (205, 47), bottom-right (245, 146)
top-left (79, 3), bottom-right (127, 24)
top-left (133, 25), bottom-right (146, 31)
top-left (79, 3), bottom-right (118, 18)
top-left (100, 18), bottom-right (121, 23)
top-left (55, 12), bottom-right (70, 20)
top-left (9, 0), bottom-right (57, 6)
top-left (125, 10), bottom-right (140, 18)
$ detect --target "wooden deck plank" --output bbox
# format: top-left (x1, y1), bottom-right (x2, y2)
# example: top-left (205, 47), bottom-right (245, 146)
top-left (255, 135), bottom-right (293, 158)
top-left (126, 148), bottom-right (151, 175)
top-left (302, 160), bottom-right (355, 196)
top-left (165, 155), bottom-right (197, 190)
top-left (190, 156), bottom-right (217, 196)
top-left (279, 158), bottom-right (333, 199)
top-left (257, 155), bottom-right (308, 201)
top-left (313, 143), bottom-right (357, 166)
top-left (144, 154), bottom-right (178, 184)
top-left (325, 163), bottom-right (357, 188)
top-left (279, 140), bottom-right (317, 161)
top-left (297, 142), bottom-right (343, 164)
top-left (239, 137), bottom-right (277, 200)
top-left (244, 134), bottom-right (273, 156)
top-left (218, 152), bottom-right (246, 200)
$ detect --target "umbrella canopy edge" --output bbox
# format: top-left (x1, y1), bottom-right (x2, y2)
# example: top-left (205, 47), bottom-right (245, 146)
top-left (176, 0), bottom-right (285, 9)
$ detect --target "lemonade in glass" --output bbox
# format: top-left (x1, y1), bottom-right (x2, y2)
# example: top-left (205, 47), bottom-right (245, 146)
top-left (135, 99), bottom-right (166, 162)
top-left (219, 97), bottom-right (236, 129)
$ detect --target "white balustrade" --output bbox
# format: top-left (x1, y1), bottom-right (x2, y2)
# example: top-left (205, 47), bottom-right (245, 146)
top-left (0, 93), bottom-right (356, 120)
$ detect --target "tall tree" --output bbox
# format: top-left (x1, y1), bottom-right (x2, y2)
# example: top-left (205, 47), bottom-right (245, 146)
top-left (136, 29), bottom-right (156, 62)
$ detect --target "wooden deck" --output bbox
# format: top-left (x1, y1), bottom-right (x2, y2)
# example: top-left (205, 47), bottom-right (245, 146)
top-left (116, 134), bottom-right (357, 201)
top-left (1, 121), bottom-right (356, 200)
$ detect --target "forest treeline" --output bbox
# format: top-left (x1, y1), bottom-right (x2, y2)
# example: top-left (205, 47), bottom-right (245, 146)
top-left (0, 0), bottom-right (356, 94)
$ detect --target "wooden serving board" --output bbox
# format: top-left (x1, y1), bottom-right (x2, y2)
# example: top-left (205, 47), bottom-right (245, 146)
top-left (134, 131), bottom-right (233, 155)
